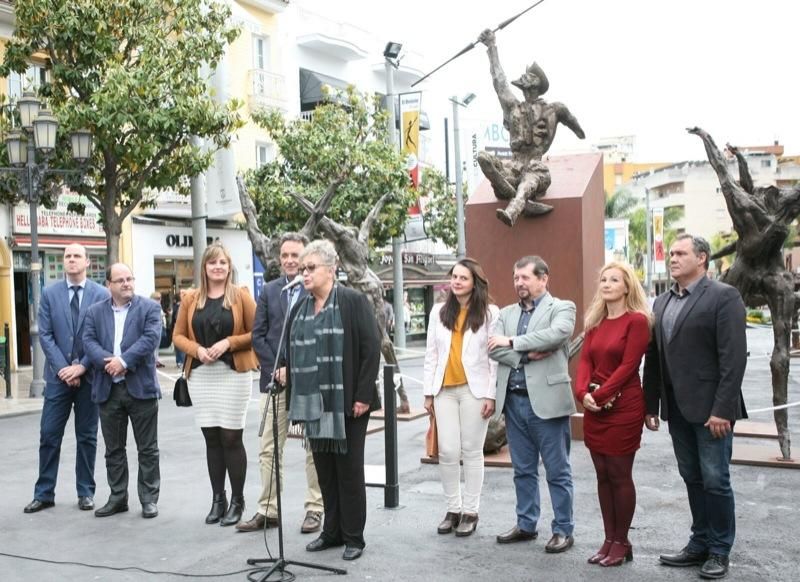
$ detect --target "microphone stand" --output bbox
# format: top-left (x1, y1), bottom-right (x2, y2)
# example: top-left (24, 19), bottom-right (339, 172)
top-left (247, 289), bottom-right (347, 580)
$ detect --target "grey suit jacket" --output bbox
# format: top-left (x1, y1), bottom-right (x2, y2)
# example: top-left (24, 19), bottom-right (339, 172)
top-left (490, 293), bottom-right (577, 420)
top-left (643, 277), bottom-right (747, 423)
top-left (38, 279), bottom-right (109, 386)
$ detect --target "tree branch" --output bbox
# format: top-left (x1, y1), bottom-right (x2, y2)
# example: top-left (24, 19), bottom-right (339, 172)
top-left (359, 191), bottom-right (394, 245)
top-left (236, 175), bottom-right (274, 267)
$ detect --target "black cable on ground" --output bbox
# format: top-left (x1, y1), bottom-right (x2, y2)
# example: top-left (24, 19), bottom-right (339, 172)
top-left (0, 551), bottom-right (258, 578)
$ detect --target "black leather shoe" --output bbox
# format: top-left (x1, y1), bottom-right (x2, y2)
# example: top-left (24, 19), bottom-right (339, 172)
top-left (220, 496), bottom-right (244, 526)
top-left (142, 502), bottom-right (158, 518)
top-left (78, 497), bottom-right (94, 511)
top-left (306, 536), bottom-right (344, 552)
top-left (699, 554), bottom-right (730, 579)
top-left (659, 546), bottom-right (709, 567)
top-left (545, 534), bottom-right (574, 553)
top-left (95, 499), bottom-right (129, 517)
top-left (23, 499), bottom-right (54, 513)
top-left (497, 525), bottom-right (538, 544)
top-left (205, 492), bottom-right (227, 524)
top-left (342, 546), bottom-right (363, 561)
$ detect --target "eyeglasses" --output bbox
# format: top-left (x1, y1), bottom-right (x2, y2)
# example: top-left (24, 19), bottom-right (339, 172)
top-left (109, 277), bottom-right (135, 285)
top-left (299, 263), bottom-right (330, 274)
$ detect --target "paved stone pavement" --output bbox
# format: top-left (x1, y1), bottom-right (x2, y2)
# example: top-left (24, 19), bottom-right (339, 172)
top-left (0, 328), bottom-right (797, 581)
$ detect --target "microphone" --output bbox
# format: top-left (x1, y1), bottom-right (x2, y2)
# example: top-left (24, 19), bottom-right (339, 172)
top-left (281, 274), bottom-right (304, 292)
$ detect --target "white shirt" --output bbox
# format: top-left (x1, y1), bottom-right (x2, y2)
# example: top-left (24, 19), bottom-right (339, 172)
top-left (111, 301), bottom-right (131, 382)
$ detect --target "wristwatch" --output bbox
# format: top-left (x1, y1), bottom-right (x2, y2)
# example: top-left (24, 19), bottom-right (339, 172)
top-left (509, 337), bottom-right (514, 349)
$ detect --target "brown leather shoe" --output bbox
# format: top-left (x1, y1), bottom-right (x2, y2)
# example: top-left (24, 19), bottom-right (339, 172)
top-left (301, 511), bottom-right (322, 534)
top-left (437, 512), bottom-right (461, 534)
top-left (545, 533), bottom-right (575, 553)
top-left (454, 513), bottom-right (478, 537)
top-left (235, 513), bottom-right (279, 532)
top-left (496, 525), bottom-right (538, 544)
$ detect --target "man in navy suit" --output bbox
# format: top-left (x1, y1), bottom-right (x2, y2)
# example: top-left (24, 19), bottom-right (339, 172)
top-left (24, 244), bottom-right (109, 514)
top-left (84, 263), bottom-right (162, 519)
top-left (237, 232), bottom-right (324, 534)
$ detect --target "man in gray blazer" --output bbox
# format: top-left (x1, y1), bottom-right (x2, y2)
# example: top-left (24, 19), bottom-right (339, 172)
top-left (643, 234), bottom-right (747, 580)
top-left (84, 263), bottom-right (162, 519)
top-left (24, 243), bottom-right (109, 514)
top-left (489, 255), bottom-right (577, 553)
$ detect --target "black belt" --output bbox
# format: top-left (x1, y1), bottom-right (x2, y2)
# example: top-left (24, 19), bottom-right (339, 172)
top-left (508, 385), bottom-right (528, 393)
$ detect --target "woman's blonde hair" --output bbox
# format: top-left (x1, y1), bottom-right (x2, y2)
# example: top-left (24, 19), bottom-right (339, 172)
top-left (196, 243), bottom-right (236, 309)
top-left (584, 261), bottom-right (652, 331)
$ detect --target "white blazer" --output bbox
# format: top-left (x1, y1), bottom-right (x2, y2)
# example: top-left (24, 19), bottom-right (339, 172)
top-left (423, 303), bottom-right (499, 399)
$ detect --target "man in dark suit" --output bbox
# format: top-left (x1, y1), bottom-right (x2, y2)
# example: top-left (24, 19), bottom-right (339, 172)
top-left (24, 244), bottom-right (109, 514)
top-left (238, 232), bottom-right (325, 534)
top-left (83, 263), bottom-right (163, 519)
top-left (643, 234), bottom-right (747, 580)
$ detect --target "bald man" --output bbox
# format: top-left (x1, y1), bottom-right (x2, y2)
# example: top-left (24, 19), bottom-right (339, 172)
top-left (24, 244), bottom-right (109, 514)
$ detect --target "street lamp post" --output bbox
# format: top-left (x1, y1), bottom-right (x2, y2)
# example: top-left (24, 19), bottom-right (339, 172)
top-left (384, 41), bottom-right (406, 349)
top-left (1, 91), bottom-right (93, 397)
top-left (450, 93), bottom-right (476, 259)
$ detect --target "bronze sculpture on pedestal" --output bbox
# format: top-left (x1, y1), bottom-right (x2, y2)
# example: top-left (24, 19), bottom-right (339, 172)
top-left (477, 28), bottom-right (585, 227)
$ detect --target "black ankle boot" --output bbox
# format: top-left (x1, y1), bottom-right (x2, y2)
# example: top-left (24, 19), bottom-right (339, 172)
top-left (205, 492), bottom-right (228, 524)
top-left (220, 496), bottom-right (244, 526)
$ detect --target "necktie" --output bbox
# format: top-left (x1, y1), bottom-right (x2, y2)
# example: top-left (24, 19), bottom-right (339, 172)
top-left (70, 285), bottom-right (80, 362)
top-left (289, 287), bottom-right (299, 310)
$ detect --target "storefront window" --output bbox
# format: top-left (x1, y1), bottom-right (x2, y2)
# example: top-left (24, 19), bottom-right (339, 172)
top-left (44, 251), bottom-right (107, 285)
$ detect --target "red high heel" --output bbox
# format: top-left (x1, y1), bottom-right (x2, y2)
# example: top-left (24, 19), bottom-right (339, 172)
top-left (599, 541), bottom-right (633, 567)
top-left (588, 540), bottom-right (613, 564)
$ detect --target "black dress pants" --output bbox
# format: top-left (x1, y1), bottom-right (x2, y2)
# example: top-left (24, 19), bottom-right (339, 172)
top-left (312, 413), bottom-right (370, 549)
top-left (99, 382), bottom-right (160, 504)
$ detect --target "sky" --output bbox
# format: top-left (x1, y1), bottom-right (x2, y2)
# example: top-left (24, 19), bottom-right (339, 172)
top-left (300, 0), bottom-right (800, 163)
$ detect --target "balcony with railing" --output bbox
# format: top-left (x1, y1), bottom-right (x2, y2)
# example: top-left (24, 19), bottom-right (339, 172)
top-left (248, 69), bottom-right (287, 111)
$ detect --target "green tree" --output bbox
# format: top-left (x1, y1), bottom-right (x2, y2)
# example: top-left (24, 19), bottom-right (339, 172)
top-left (1, 0), bottom-right (243, 262)
top-left (244, 88), bottom-right (415, 247)
top-left (605, 188), bottom-right (638, 218)
top-left (419, 167), bottom-right (462, 248)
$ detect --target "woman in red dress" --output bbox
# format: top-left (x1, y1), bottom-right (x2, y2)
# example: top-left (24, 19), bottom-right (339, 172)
top-left (575, 262), bottom-right (651, 567)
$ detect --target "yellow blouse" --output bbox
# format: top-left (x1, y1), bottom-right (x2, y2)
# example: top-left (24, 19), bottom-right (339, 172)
top-left (443, 307), bottom-right (468, 387)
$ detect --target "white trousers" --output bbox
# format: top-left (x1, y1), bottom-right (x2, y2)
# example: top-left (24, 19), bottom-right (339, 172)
top-left (434, 384), bottom-right (490, 514)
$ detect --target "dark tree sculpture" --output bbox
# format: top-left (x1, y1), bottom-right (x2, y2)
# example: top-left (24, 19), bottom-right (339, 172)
top-left (477, 28), bottom-right (585, 227)
top-left (285, 187), bottom-right (411, 412)
top-left (689, 126), bottom-right (800, 460)
top-left (236, 176), bottom-right (412, 413)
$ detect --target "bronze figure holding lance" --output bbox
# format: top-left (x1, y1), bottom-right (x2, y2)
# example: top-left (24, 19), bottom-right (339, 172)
top-left (477, 29), bottom-right (585, 227)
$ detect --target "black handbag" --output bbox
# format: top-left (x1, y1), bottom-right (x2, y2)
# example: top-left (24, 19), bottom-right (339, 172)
top-left (174, 373), bottom-right (192, 407)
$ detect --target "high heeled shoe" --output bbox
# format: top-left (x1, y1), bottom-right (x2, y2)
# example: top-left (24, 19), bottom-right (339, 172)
top-left (205, 491), bottom-right (228, 524)
top-left (220, 495), bottom-right (245, 526)
top-left (588, 539), bottom-right (613, 564)
top-left (599, 541), bottom-right (633, 567)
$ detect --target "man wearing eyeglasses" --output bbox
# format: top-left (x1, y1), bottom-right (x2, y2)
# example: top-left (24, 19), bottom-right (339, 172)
top-left (238, 232), bottom-right (325, 535)
top-left (23, 243), bottom-right (109, 515)
top-left (83, 263), bottom-right (163, 519)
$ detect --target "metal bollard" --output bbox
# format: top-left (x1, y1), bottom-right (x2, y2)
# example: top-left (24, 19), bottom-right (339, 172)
top-left (383, 364), bottom-right (399, 508)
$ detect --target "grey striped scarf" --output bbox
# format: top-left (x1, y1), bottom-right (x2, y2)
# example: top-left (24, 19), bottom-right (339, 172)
top-left (288, 286), bottom-right (347, 454)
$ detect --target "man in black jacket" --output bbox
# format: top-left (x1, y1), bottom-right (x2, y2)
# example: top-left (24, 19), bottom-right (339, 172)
top-left (237, 232), bottom-right (324, 534)
top-left (643, 234), bottom-right (747, 580)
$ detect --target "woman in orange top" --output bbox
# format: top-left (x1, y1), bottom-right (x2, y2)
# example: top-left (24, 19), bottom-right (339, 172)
top-left (173, 243), bottom-right (258, 527)
top-left (423, 258), bottom-right (499, 537)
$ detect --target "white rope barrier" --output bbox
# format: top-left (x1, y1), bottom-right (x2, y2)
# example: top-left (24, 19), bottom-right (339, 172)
top-left (747, 401), bottom-right (800, 414)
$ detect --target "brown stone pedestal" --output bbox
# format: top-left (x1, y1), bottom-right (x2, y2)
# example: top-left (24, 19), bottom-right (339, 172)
top-left (466, 154), bottom-right (605, 442)
top-left (465, 153), bottom-right (605, 323)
